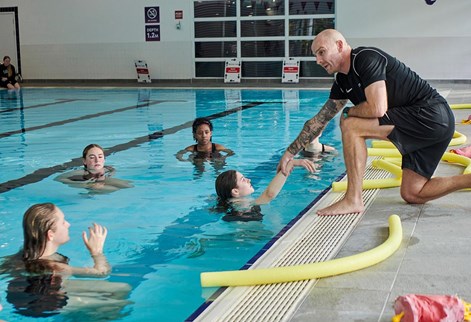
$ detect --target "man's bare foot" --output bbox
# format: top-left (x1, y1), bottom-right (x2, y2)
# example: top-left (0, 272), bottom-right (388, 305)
top-left (317, 197), bottom-right (364, 216)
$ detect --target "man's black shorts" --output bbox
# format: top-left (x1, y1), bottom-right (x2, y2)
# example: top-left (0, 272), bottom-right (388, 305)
top-left (378, 98), bottom-right (455, 179)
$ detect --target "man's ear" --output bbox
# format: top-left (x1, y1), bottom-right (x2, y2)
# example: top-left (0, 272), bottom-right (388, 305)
top-left (231, 188), bottom-right (239, 198)
top-left (336, 39), bottom-right (343, 52)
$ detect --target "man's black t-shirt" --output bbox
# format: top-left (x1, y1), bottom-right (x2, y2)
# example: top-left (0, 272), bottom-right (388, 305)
top-left (329, 47), bottom-right (441, 108)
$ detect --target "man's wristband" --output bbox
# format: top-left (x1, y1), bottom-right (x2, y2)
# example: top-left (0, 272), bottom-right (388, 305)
top-left (342, 106), bottom-right (352, 119)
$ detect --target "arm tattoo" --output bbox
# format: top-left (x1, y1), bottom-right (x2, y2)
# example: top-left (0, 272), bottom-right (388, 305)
top-left (287, 99), bottom-right (348, 155)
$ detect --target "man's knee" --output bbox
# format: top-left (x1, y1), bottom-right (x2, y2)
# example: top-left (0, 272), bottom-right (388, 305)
top-left (340, 117), bottom-right (357, 134)
top-left (400, 188), bottom-right (425, 204)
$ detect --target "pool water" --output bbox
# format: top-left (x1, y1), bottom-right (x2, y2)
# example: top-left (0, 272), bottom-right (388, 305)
top-left (0, 87), bottom-right (344, 321)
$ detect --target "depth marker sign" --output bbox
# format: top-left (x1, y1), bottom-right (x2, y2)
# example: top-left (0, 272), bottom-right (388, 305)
top-left (145, 6), bottom-right (160, 41)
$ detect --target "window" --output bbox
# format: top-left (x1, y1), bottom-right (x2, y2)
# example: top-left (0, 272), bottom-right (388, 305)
top-left (195, 21), bottom-right (237, 38)
top-left (241, 20), bottom-right (285, 37)
top-left (194, 0), bottom-right (335, 78)
top-left (289, 0), bottom-right (334, 15)
top-left (196, 41), bottom-right (237, 58)
top-left (240, 0), bottom-right (285, 17)
top-left (194, 1), bottom-right (237, 18)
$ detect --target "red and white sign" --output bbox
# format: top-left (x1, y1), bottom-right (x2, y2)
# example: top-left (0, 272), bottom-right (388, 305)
top-left (135, 60), bottom-right (151, 83)
top-left (283, 66), bottom-right (299, 73)
top-left (224, 59), bottom-right (241, 83)
top-left (282, 58), bottom-right (300, 83)
top-left (225, 67), bottom-right (240, 74)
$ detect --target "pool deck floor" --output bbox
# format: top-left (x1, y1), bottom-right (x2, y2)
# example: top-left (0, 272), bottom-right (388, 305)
top-left (289, 81), bottom-right (471, 322)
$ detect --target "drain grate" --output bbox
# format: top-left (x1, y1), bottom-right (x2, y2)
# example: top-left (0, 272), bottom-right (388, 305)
top-left (193, 157), bottom-right (393, 322)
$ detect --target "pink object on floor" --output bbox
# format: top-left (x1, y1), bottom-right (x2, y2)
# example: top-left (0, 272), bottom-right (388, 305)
top-left (393, 294), bottom-right (465, 322)
top-left (449, 145), bottom-right (471, 158)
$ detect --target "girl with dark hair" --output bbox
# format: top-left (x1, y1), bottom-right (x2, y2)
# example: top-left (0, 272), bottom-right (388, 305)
top-left (215, 158), bottom-right (316, 207)
top-left (0, 56), bottom-right (20, 90)
top-left (213, 159), bottom-right (315, 221)
top-left (176, 117), bottom-right (234, 162)
top-left (55, 144), bottom-right (133, 192)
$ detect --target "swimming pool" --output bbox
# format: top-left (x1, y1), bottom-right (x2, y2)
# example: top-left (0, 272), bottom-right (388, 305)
top-left (0, 87), bottom-right (345, 321)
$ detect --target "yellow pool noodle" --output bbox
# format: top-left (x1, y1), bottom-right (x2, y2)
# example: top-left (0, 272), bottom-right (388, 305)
top-left (332, 177), bottom-right (401, 192)
top-left (371, 131), bottom-right (466, 148)
top-left (382, 157), bottom-right (402, 166)
top-left (332, 159), bottom-right (402, 191)
top-left (450, 103), bottom-right (471, 109)
top-left (372, 159), bottom-right (402, 177)
top-left (442, 151), bottom-right (471, 174)
top-left (201, 215), bottom-right (402, 287)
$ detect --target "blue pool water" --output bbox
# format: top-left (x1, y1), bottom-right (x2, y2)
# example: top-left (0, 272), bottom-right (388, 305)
top-left (0, 87), bottom-right (345, 321)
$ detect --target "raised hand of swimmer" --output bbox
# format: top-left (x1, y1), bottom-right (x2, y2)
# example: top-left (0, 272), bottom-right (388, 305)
top-left (277, 151), bottom-right (295, 176)
top-left (82, 223), bottom-right (108, 256)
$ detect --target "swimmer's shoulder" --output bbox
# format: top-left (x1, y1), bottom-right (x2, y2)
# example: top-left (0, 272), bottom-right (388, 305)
top-left (55, 169), bottom-right (87, 183)
top-left (214, 143), bottom-right (227, 150)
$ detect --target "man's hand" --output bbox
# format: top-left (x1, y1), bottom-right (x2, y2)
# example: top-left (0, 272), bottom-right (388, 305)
top-left (277, 151), bottom-right (295, 176)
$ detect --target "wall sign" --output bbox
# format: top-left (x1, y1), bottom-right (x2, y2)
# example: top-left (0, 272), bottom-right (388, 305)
top-left (145, 6), bottom-right (160, 41)
top-left (175, 10), bottom-right (183, 20)
top-left (145, 25), bottom-right (160, 42)
top-left (145, 7), bottom-right (160, 23)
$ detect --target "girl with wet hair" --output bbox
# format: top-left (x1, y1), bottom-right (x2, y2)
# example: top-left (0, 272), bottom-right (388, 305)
top-left (215, 158), bottom-right (316, 206)
top-left (0, 203), bottom-right (132, 318)
top-left (80, 144), bottom-right (114, 178)
top-left (176, 117), bottom-right (234, 162)
top-left (55, 144), bottom-right (133, 192)
top-left (22, 202), bottom-right (110, 276)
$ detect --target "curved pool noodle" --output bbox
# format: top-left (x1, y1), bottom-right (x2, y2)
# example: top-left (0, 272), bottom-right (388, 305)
top-left (333, 151), bottom-right (471, 192)
top-left (201, 215), bottom-right (402, 287)
top-left (368, 148), bottom-right (471, 172)
top-left (332, 177), bottom-right (401, 192)
top-left (382, 157), bottom-right (402, 166)
top-left (442, 151), bottom-right (471, 174)
top-left (332, 159), bottom-right (402, 192)
top-left (371, 131), bottom-right (466, 149)
top-left (333, 148), bottom-right (471, 193)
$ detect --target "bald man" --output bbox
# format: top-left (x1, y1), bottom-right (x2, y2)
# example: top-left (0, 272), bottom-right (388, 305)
top-left (278, 29), bottom-right (468, 216)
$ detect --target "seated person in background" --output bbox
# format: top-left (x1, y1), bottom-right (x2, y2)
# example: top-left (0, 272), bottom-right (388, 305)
top-left (176, 117), bottom-right (234, 162)
top-left (0, 56), bottom-right (20, 90)
top-left (55, 143), bottom-right (133, 192)
top-left (214, 159), bottom-right (316, 221)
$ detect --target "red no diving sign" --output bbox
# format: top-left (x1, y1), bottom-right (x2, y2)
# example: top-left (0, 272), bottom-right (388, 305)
top-left (224, 59), bottom-right (241, 83)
